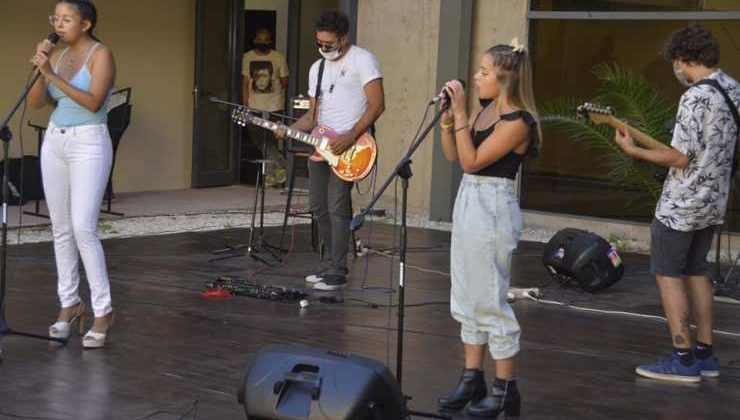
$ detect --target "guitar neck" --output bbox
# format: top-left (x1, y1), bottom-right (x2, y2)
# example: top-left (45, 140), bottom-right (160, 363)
top-left (248, 115), bottom-right (321, 147)
top-left (606, 116), bottom-right (669, 150)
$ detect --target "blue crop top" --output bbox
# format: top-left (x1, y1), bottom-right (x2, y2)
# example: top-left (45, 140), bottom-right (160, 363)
top-left (47, 43), bottom-right (109, 127)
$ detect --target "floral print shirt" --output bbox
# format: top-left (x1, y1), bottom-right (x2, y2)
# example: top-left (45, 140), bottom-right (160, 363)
top-left (656, 70), bottom-right (739, 231)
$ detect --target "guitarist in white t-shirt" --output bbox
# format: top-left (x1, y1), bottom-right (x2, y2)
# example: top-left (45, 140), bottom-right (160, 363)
top-left (275, 11), bottom-right (384, 290)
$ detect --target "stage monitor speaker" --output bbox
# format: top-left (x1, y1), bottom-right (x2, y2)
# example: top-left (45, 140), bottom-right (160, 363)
top-left (238, 345), bottom-right (407, 420)
top-left (542, 228), bottom-right (624, 292)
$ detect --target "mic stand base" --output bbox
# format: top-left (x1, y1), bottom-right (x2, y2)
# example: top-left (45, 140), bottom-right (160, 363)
top-left (0, 130), bottom-right (68, 358)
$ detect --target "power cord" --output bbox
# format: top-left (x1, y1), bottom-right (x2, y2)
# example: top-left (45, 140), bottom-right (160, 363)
top-left (135, 399), bottom-right (199, 420)
top-left (15, 67), bottom-right (36, 246)
top-left (356, 103), bottom-right (435, 295)
top-left (523, 292), bottom-right (740, 339)
top-left (0, 409), bottom-right (65, 420)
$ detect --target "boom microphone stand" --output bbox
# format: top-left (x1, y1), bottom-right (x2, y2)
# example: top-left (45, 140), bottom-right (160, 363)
top-left (209, 104), bottom-right (281, 265)
top-left (350, 101), bottom-right (450, 420)
top-left (1, 65), bottom-right (68, 353)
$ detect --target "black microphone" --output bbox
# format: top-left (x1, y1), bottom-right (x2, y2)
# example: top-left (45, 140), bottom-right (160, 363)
top-left (47, 32), bottom-right (61, 46)
top-left (429, 79), bottom-right (466, 104)
top-left (31, 33), bottom-right (60, 72)
top-left (35, 33), bottom-right (60, 66)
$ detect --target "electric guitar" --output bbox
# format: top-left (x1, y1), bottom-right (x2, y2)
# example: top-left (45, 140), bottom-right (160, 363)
top-left (576, 102), bottom-right (670, 150)
top-left (230, 106), bottom-right (377, 182)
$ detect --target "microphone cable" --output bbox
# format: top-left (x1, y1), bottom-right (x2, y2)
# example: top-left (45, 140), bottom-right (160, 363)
top-left (15, 67), bottom-right (37, 246)
top-left (355, 101), bottom-right (436, 295)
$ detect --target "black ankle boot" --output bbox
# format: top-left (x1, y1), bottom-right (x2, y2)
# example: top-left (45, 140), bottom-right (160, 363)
top-left (437, 368), bottom-right (487, 410)
top-left (467, 378), bottom-right (520, 418)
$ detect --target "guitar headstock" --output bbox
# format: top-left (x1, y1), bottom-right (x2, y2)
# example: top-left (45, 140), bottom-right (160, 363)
top-left (230, 106), bottom-right (252, 127)
top-left (576, 102), bottom-right (615, 125)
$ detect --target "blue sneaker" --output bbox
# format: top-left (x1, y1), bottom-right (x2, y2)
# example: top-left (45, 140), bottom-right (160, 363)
top-left (635, 355), bottom-right (701, 383)
top-left (696, 356), bottom-right (720, 378)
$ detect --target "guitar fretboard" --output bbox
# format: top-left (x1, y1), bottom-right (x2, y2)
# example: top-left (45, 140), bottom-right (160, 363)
top-left (244, 111), bottom-right (321, 147)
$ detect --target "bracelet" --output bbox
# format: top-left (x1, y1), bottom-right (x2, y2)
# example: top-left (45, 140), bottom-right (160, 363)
top-left (440, 121), bottom-right (454, 131)
top-left (454, 124), bottom-right (469, 133)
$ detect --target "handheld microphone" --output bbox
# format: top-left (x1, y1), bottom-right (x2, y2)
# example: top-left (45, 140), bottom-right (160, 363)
top-left (31, 33), bottom-right (60, 72)
top-left (47, 32), bottom-right (61, 46)
top-left (429, 79), bottom-right (466, 104)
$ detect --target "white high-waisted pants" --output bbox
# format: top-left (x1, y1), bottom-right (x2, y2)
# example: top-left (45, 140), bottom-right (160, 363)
top-left (450, 174), bottom-right (523, 360)
top-left (41, 122), bottom-right (113, 317)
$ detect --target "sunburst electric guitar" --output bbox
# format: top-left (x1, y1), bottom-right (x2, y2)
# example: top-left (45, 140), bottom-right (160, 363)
top-left (576, 102), bottom-right (670, 150)
top-left (230, 106), bottom-right (377, 182)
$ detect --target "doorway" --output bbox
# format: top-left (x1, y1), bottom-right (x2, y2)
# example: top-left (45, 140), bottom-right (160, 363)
top-left (192, 0), bottom-right (352, 187)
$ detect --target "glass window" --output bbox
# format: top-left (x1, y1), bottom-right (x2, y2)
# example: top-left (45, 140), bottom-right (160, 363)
top-left (524, 19), bottom-right (740, 228)
top-left (531, 0), bottom-right (740, 11)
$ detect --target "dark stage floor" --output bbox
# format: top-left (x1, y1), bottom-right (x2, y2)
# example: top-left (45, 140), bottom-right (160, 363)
top-left (0, 223), bottom-right (739, 419)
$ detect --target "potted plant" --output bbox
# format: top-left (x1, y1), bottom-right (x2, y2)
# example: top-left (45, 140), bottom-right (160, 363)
top-left (538, 63), bottom-right (676, 209)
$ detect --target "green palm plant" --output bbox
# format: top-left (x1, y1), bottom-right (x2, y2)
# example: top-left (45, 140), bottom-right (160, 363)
top-left (539, 63), bottom-right (676, 209)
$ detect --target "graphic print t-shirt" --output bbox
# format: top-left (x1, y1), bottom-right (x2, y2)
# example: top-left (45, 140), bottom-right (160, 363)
top-left (242, 49), bottom-right (289, 112)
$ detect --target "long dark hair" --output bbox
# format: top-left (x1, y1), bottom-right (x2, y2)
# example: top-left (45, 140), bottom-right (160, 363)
top-left (57, 0), bottom-right (100, 42)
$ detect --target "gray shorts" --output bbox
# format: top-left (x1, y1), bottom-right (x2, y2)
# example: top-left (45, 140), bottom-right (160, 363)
top-left (650, 218), bottom-right (717, 277)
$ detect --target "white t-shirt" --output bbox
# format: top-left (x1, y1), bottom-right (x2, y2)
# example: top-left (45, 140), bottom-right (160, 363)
top-left (242, 49), bottom-right (289, 112)
top-left (308, 45), bottom-right (382, 134)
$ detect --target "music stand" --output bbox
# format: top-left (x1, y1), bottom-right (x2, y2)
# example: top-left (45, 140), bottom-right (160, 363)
top-left (101, 87), bottom-right (133, 216)
top-left (210, 108), bottom-right (282, 265)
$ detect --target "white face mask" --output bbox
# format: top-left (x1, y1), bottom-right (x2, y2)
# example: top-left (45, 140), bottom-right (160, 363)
top-left (318, 45), bottom-right (342, 61)
top-left (673, 65), bottom-right (691, 87)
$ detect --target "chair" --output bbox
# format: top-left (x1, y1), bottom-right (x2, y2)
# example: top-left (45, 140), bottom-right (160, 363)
top-left (24, 122), bottom-right (51, 218)
top-left (102, 87), bottom-right (132, 216)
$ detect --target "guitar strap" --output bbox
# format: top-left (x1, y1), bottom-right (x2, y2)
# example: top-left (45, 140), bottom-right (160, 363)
top-left (692, 78), bottom-right (740, 269)
top-left (312, 59), bottom-right (326, 125)
top-left (693, 79), bottom-right (740, 179)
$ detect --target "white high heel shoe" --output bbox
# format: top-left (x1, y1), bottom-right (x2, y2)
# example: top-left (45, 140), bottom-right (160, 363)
top-left (82, 312), bottom-right (114, 349)
top-left (49, 301), bottom-right (86, 339)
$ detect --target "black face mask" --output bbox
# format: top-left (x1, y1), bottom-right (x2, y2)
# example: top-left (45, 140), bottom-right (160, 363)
top-left (254, 43), bottom-right (270, 52)
top-left (479, 98), bottom-right (493, 108)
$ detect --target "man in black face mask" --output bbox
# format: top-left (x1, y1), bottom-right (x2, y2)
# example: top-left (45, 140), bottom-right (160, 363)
top-left (242, 27), bottom-right (289, 112)
top-left (242, 27), bottom-right (290, 184)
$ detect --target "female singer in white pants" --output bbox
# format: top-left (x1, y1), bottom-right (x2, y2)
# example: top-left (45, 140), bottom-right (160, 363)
top-left (28, 0), bottom-right (115, 348)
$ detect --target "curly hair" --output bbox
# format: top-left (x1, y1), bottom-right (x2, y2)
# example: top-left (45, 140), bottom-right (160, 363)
top-left (662, 23), bottom-right (719, 67)
top-left (315, 11), bottom-right (350, 37)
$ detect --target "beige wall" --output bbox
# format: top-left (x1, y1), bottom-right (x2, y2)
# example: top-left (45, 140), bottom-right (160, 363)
top-left (0, 0), bottom-right (195, 193)
top-left (356, 0), bottom-right (441, 215)
top-left (469, 0), bottom-right (530, 110)
top-left (354, 0), bottom-right (529, 217)
top-left (0, 0), bottom-right (529, 209)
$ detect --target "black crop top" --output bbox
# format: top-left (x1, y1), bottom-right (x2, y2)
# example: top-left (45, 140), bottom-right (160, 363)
top-left (471, 110), bottom-right (539, 179)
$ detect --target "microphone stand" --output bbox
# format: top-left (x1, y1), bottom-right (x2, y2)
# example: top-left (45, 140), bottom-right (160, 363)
top-left (208, 98), bottom-right (281, 265)
top-left (0, 69), bottom-right (68, 354)
top-left (351, 101), bottom-right (451, 420)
